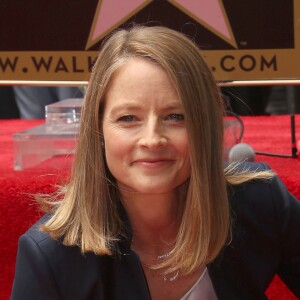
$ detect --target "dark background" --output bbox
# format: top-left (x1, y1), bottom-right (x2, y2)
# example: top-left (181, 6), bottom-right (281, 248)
top-left (0, 0), bottom-right (294, 51)
top-left (0, 0), bottom-right (297, 117)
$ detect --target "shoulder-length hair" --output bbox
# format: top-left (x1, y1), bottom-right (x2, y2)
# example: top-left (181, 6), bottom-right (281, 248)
top-left (40, 26), bottom-right (272, 275)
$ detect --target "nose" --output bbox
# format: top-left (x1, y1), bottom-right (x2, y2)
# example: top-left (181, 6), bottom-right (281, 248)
top-left (138, 118), bottom-right (167, 150)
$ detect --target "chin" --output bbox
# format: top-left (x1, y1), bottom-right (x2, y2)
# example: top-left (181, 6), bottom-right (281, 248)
top-left (120, 179), bottom-right (187, 196)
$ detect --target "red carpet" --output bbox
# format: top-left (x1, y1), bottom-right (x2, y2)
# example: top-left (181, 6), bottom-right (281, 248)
top-left (0, 117), bottom-right (299, 299)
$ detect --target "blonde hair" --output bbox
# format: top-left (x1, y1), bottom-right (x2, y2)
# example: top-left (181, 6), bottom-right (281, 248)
top-left (40, 26), bottom-right (273, 275)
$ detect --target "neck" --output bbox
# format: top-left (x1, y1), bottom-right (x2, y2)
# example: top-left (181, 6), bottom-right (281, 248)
top-left (120, 189), bottom-right (183, 256)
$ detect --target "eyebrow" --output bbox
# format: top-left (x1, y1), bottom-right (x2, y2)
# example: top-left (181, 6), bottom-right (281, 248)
top-left (109, 101), bottom-right (184, 115)
top-left (109, 104), bottom-right (141, 115)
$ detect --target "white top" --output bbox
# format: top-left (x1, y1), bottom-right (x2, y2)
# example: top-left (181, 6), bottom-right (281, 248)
top-left (180, 268), bottom-right (218, 300)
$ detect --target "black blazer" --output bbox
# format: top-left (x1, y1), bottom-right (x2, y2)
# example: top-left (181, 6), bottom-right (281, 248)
top-left (11, 163), bottom-right (300, 300)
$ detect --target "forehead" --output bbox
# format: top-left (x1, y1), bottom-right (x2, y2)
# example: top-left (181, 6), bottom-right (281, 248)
top-left (104, 58), bottom-right (182, 108)
top-left (109, 57), bottom-right (171, 87)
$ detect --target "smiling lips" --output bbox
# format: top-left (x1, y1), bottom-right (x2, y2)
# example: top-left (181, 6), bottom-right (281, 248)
top-left (133, 158), bottom-right (174, 168)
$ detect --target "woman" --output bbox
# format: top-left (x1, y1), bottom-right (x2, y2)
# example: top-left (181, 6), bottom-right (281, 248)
top-left (11, 26), bottom-right (300, 300)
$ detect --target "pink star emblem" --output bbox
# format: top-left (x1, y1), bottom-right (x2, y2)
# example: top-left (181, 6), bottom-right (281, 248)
top-left (86, 0), bottom-right (237, 49)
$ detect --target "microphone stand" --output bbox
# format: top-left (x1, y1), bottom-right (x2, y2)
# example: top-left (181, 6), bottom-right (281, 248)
top-left (255, 114), bottom-right (298, 158)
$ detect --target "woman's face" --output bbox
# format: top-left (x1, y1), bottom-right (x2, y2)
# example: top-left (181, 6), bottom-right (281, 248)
top-left (102, 58), bottom-right (191, 196)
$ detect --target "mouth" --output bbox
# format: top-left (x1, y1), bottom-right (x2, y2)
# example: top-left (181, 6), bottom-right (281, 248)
top-left (133, 158), bottom-right (174, 168)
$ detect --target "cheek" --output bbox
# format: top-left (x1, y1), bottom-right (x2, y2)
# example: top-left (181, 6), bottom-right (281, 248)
top-left (177, 133), bottom-right (190, 158)
top-left (104, 135), bottom-right (130, 174)
top-left (104, 143), bottom-right (119, 180)
top-left (104, 138), bottom-right (121, 161)
top-left (179, 136), bottom-right (191, 174)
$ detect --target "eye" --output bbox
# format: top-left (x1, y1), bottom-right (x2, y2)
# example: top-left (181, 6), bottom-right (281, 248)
top-left (118, 115), bottom-right (136, 122)
top-left (166, 113), bottom-right (185, 121)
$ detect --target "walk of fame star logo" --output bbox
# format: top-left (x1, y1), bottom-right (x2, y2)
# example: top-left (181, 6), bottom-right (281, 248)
top-left (85, 0), bottom-right (237, 50)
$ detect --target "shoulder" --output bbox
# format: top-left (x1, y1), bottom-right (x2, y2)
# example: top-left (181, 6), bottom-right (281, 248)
top-left (229, 162), bottom-right (290, 213)
top-left (18, 214), bottom-right (114, 279)
top-left (23, 214), bottom-right (54, 243)
top-left (228, 162), bottom-right (292, 206)
top-left (228, 162), bottom-right (300, 244)
top-left (211, 163), bottom-right (300, 297)
top-left (20, 214), bottom-right (65, 256)
top-left (18, 215), bottom-right (86, 272)
top-left (20, 214), bottom-right (104, 264)
top-left (13, 215), bottom-right (114, 299)
top-left (228, 161), bottom-right (284, 202)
